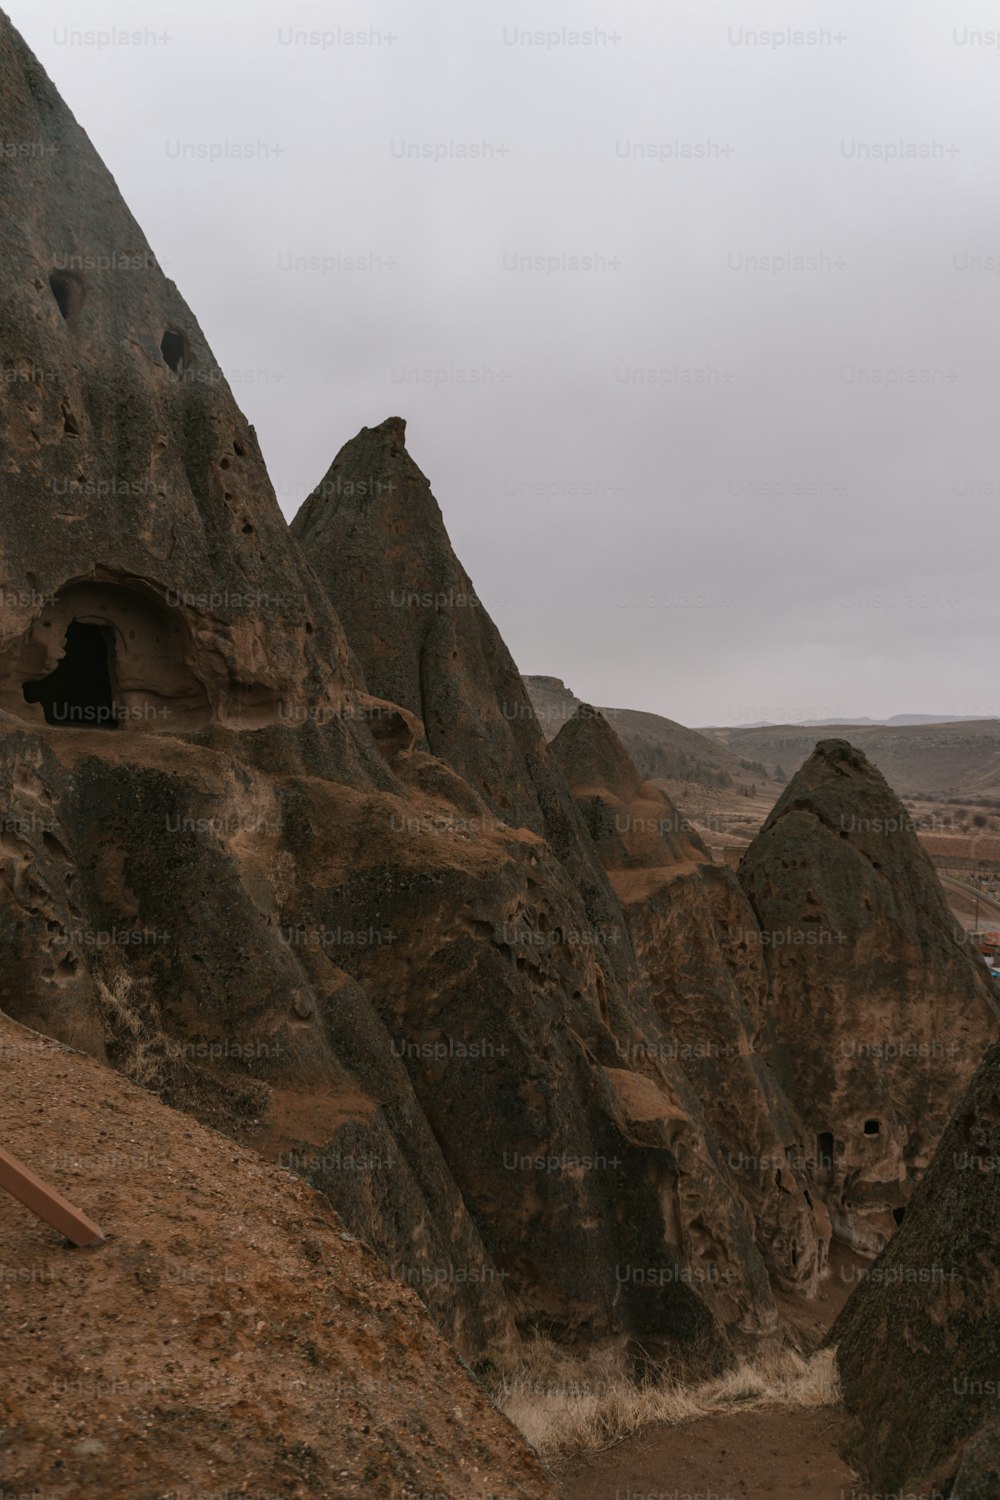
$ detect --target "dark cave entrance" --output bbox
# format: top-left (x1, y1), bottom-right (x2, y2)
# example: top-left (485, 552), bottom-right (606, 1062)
top-left (23, 621), bottom-right (117, 729)
top-left (160, 329), bottom-right (190, 376)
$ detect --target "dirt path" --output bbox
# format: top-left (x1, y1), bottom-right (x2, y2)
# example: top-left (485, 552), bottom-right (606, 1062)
top-left (559, 1243), bottom-right (866, 1500)
top-left (559, 1405), bottom-right (857, 1500)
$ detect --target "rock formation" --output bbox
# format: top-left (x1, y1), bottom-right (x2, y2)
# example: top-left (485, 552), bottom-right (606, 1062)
top-left (3, 21), bottom-right (993, 1484)
top-left (290, 421), bottom-right (633, 973)
top-left (550, 707), bottom-right (829, 1295)
top-left (292, 421), bottom-right (800, 1354)
top-left (739, 738), bottom-right (998, 1254)
top-left (0, 8), bottom-right (784, 1371)
top-left (0, 1012), bottom-right (557, 1499)
top-left (0, 7), bottom-right (519, 1359)
top-left (832, 1036), bottom-right (1000, 1497)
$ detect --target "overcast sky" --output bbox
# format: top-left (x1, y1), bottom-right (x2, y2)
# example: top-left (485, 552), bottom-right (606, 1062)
top-left (9, 0), bottom-right (1000, 725)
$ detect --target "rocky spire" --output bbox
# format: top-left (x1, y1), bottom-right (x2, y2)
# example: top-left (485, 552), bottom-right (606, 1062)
top-left (740, 737), bottom-right (999, 1254)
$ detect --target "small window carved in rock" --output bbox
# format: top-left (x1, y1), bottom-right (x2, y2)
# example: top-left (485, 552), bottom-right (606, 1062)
top-left (23, 621), bottom-right (117, 730)
top-left (160, 329), bottom-right (191, 376)
top-left (49, 270), bottom-right (85, 321)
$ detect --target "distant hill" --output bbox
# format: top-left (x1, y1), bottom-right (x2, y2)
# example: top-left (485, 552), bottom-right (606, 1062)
top-left (729, 714), bottom-right (995, 729)
top-left (703, 720), bottom-right (1000, 800)
top-left (522, 677), bottom-right (782, 822)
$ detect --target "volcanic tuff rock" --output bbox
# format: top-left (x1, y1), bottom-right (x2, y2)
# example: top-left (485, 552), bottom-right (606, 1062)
top-left (550, 708), bottom-right (829, 1296)
top-left (6, 8), bottom-right (992, 1445)
top-left (290, 421), bottom-right (632, 985)
top-left (0, 7), bottom-right (519, 1358)
top-left (739, 738), bottom-right (999, 1255)
top-left (0, 8), bottom-right (788, 1369)
top-left (832, 1037), bottom-right (1000, 1497)
top-left (292, 425), bottom-right (816, 1349)
top-left (0, 1013), bottom-right (557, 1500)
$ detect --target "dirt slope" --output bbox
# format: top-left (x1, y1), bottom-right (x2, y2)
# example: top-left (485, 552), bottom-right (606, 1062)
top-left (0, 1013), bottom-right (557, 1500)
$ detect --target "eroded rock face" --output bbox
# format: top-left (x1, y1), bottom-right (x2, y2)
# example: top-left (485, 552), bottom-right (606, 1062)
top-left (832, 1039), bottom-right (1000, 1498)
top-left (292, 430), bottom-right (818, 1352)
top-left (739, 738), bottom-right (999, 1255)
top-left (550, 708), bottom-right (829, 1296)
top-left (0, 16), bottom-right (357, 734)
top-left (0, 8), bottom-right (524, 1359)
top-left (289, 419), bottom-right (632, 984)
top-left (0, 11), bottom-right (783, 1366)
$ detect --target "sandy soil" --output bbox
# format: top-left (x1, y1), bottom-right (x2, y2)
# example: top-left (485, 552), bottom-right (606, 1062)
top-left (560, 1405), bottom-right (857, 1500)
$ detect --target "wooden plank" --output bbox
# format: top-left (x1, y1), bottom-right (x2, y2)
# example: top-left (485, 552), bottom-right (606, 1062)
top-left (0, 1144), bottom-right (105, 1247)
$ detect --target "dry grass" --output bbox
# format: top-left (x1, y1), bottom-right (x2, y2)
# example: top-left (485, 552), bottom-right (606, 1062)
top-left (94, 967), bottom-right (169, 1090)
top-left (492, 1338), bottom-right (840, 1463)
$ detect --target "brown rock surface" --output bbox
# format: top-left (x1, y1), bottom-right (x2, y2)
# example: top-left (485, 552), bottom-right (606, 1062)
top-left (290, 421), bottom-right (633, 980)
top-left (551, 708), bottom-right (828, 1297)
top-left (0, 1013), bottom-right (557, 1499)
top-left (0, 17), bottom-right (357, 734)
top-left (832, 1037), bottom-right (1000, 1497)
top-left (739, 737), bottom-right (999, 1254)
top-left (292, 429), bottom-right (811, 1352)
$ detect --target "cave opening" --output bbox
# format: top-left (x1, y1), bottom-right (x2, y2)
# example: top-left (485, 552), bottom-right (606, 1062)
top-left (23, 621), bottom-right (117, 729)
top-left (49, 270), bottom-right (84, 321)
top-left (160, 330), bottom-right (190, 376)
top-left (893, 1206), bottom-right (906, 1226)
top-left (864, 1119), bottom-right (881, 1137)
top-left (817, 1131), bottom-right (834, 1171)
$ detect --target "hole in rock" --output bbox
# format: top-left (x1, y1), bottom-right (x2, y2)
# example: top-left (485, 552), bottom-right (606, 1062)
top-left (42, 833), bottom-right (70, 861)
top-left (160, 330), bottom-right (190, 376)
top-left (864, 1118), bottom-right (881, 1136)
top-left (49, 270), bottom-right (85, 321)
top-left (817, 1131), bottom-right (834, 1171)
top-left (23, 621), bottom-right (117, 729)
top-left (893, 1206), bottom-right (906, 1226)
top-left (11, 579), bottom-right (213, 733)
